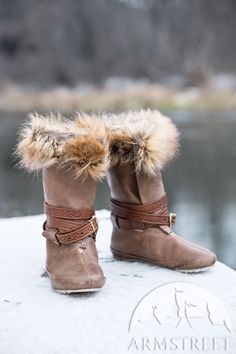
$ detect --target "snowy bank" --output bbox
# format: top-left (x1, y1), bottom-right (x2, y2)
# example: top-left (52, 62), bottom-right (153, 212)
top-left (0, 211), bottom-right (235, 354)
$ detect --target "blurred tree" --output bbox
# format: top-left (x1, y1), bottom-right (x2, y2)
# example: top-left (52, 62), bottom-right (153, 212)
top-left (0, 0), bottom-right (235, 87)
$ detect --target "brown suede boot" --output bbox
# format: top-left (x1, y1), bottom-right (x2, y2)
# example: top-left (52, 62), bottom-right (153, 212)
top-left (105, 110), bottom-right (216, 272)
top-left (17, 113), bottom-right (108, 293)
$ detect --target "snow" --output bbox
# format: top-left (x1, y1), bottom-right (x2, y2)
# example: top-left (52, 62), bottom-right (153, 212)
top-left (0, 211), bottom-right (236, 354)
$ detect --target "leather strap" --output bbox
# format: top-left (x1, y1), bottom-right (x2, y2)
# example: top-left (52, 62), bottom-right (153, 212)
top-left (110, 195), bottom-right (176, 230)
top-left (44, 203), bottom-right (94, 220)
top-left (42, 203), bottom-right (98, 245)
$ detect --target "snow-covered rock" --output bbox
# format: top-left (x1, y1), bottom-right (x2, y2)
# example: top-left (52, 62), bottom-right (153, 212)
top-left (0, 211), bottom-right (235, 354)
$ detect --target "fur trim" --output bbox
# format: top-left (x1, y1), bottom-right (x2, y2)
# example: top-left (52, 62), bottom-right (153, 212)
top-left (16, 112), bottom-right (109, 180)
top-left (103, 109), bottom-right (180, 175)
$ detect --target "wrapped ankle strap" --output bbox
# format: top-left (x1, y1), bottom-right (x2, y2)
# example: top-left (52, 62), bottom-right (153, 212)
top-left (110, 195), bottom-right (176, 230)
top-left (42, 203), bottom-right (98, 245)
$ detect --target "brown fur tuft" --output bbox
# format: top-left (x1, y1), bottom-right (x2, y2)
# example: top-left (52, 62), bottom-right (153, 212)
top-left (16, 112), bottom-right (109, 180)
top-left (103, 109), bottom-right (180, 175)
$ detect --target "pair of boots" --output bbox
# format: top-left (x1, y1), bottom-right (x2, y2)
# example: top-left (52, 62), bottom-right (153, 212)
top-left (17, 110), bottom-right (216, 293)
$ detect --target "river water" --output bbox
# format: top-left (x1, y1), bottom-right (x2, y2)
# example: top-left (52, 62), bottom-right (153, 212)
top-left (0, 111), bottom-right (235, 269)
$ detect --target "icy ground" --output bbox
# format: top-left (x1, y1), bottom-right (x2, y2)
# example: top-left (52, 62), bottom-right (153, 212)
top-left (0, 211), bottom-right (235, 354)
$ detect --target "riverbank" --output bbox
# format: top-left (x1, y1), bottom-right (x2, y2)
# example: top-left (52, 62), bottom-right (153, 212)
top-left (1, 81), bottom-right (236, 113)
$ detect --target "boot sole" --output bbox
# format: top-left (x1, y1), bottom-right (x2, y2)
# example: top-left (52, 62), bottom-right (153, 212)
top-left (46, 269), bottom-right (104, 294)
top-left (54, 288), bottom-right (102, 294)
top-left (176, 266), bottom-right (214, 273)
top-left (111, 246), bottom-right (215, 273)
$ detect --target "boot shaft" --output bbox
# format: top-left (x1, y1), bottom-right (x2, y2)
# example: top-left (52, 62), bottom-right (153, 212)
top-left (107, 163), bottom-right (165, 204)
top-left (105, 109), bottom-right (179, 204)
top-left (43, 167), bottom-right (97, 210)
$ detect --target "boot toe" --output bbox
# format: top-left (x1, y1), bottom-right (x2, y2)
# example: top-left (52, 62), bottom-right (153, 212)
top-left (48, 271), bottom-right (105, 293)
top-left (199, 250), bottom-right (217, 269)
top-left (90, 273), bottom-right (106, 289)
top-left (177, 250), bottom-right (217, 272)
top-left (194, 247), bottom-right (217, 269)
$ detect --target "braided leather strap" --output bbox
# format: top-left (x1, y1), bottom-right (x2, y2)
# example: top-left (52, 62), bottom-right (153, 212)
top-left (42, 203), bottom-right (98, 245)
top-left (110, 195), bottom-right (176, 231)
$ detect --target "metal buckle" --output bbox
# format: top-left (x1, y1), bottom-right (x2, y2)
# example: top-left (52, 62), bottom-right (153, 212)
top-left (43, 229), bottom-right (61, 245)
top-left (42, 221), bottom-right (61, 245)
top-left (169, 213), bottom-right (176, 226)
top-left (115, 215), bottom-right (120, 229)
top-left (111, 214), bottom-right (120, 229)
top-left (89, 215), bottom-right (97, 235)
top-left (52, 234), bottom-right (61, 245)
top-left (50, 229), bottom-right (61, 245)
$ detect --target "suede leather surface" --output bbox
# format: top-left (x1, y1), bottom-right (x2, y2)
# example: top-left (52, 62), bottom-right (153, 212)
top-left (107, 163), bottom-right (216, 271)
top-left (42, 167), bottom-right (105, 292)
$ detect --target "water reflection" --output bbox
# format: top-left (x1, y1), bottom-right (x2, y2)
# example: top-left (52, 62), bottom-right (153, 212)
top-left (0, 112), bottom-right (235, 269)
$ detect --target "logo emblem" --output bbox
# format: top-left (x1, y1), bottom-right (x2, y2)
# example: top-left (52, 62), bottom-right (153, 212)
top-left (128, 282), bottom-right (233, 352)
